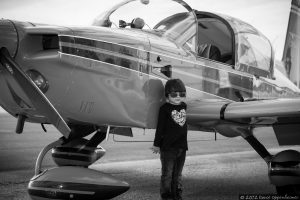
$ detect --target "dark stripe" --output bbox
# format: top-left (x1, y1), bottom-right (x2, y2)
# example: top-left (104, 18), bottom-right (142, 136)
top-left (220, 103), bottom-right (230, 120)
top-left (59, 35), bottom-right (75, 43)
top-left (238, 63), bottom-right (270, 78)
top-left (60, 46), bottom-right (77, 55)
top-left (269, 169), bottom-right (300, 176)
top-left (74, 37), bottom-right (138, 58)
top-left (52, 153), bottom-right (93, 162)
top-left (59, 36), bottom-right (138, 58)
top-left (60, 46), bottom-right (140, 71)
top-left (53, 147), bottom-right (94, 155)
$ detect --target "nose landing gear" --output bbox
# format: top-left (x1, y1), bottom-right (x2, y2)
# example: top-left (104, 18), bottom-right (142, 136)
top-left (28, 128), bottom-right (130, 200)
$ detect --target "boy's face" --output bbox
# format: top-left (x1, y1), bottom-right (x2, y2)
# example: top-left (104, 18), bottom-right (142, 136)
top-left (167, 92), bottom-right (186, 105)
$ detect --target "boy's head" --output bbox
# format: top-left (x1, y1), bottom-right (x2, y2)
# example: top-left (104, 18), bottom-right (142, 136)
top-left (165, 79), bottom-right (186, 104)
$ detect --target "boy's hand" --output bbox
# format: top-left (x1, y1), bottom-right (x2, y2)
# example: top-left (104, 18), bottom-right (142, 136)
top-left (150, 146), bottom-right (160, 154)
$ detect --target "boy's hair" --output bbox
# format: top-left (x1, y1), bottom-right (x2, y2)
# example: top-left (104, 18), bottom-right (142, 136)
top-left (165, 79), bottom-right (186, 97)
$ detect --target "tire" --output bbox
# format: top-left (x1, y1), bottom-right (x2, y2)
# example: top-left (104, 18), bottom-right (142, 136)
top-left (276, 185), bottom-right (300, 195)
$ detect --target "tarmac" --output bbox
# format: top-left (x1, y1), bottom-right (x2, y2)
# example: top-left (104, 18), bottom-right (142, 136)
top-left (0, 113), bottom-right (299, 200)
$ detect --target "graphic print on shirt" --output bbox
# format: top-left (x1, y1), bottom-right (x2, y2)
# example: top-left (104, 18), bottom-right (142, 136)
top-left (171, 109), bottom-right (186, 127)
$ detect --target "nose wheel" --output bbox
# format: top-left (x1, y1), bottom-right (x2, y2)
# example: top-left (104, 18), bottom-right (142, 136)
top-left (240, 127), bottom-right (300, 195)
top-left (269, 149), bottom-right (300, 195)
top-left (276, 185), bottom-right (300, 195)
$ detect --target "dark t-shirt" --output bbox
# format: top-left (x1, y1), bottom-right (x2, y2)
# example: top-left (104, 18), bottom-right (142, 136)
top-left (153, 102), bottom-right (188, 150)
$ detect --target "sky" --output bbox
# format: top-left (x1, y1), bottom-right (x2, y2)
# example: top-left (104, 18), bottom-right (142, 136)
top-left (0, 0), bottom-right (291, 57)
top-left (0, 0), bottom-right (293, 113)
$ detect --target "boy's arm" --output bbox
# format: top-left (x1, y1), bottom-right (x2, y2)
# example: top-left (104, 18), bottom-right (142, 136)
top-left (153, 106), bottom-right (166, 147)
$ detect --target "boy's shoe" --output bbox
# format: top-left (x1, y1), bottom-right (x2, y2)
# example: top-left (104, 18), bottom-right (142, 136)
top-left (160, 193), bottom-right (173, 200)
top-left (175, 189), bottom-right (183, 200)
top-left (161, 193), bottom-right (174, 200)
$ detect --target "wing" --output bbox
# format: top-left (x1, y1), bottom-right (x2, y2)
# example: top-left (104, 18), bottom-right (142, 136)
top-left (187, 98), bottom-right (300, 145)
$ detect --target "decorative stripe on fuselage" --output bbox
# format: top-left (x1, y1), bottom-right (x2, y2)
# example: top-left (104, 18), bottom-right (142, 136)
top-left (58, 35), bottom-right (254, 100)
top-left (59, 35), bottom-right (143, 72)
top-left (59, 35), bottom-right (292, 100)
top-left (60, 35), bottom-right (139, 58)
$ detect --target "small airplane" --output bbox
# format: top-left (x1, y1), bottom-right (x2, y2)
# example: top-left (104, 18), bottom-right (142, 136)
top-left (0, 0), bottom-right (300, 199)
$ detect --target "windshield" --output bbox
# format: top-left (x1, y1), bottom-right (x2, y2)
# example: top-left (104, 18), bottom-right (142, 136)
top-left (153, 12), bottom-right (196, 50)
top-left (93, 0), bottom-right (197, 52)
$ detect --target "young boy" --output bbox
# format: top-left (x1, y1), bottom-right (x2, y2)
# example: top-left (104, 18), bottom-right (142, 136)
top-left (151, 79), bottom-right (188, 200)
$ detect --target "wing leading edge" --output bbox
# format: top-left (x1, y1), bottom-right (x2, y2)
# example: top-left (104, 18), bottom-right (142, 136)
top-left (187, 98), bottom-right (300, 145)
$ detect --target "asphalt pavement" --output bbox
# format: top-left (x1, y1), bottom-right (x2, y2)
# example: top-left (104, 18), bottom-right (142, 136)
top-left (0, 113), bottom-right (299, 200)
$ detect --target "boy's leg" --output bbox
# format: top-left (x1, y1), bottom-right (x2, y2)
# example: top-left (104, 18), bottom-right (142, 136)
top-left (172, 149), bottom-right (186, 200)
top-left (160, 150), bottom-right (176, 199)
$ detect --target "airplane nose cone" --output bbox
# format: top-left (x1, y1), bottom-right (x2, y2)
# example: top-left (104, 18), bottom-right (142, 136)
top-left (28, 166), bottom-right (130, 200)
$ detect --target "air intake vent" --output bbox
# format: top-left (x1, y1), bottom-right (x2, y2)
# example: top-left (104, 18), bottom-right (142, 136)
top-left (42, 34), bottom-right (58, 50)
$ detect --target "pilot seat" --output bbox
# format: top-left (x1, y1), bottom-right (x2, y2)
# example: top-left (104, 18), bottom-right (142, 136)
top-left (198, 44), bottom-right (221, 62)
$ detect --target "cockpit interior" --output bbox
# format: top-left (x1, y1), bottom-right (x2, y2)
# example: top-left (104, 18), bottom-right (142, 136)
top-left (196, 12), bottom-right (234, 65)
